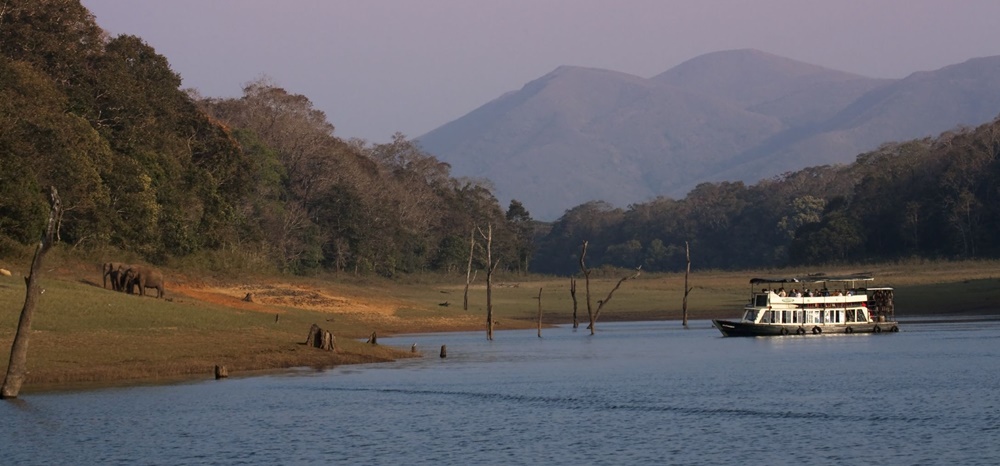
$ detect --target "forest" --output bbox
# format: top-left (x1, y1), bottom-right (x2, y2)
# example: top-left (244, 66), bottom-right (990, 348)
top-left (0, 0), bottom-right (532, 276)
top-left (2, 1), bottom-right (999, 277)
top-left (533, 121), bottom-right (1000, 274)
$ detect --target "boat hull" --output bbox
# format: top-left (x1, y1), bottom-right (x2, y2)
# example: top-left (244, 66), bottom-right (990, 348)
top-left (712, 319), bottom-right (899, 337)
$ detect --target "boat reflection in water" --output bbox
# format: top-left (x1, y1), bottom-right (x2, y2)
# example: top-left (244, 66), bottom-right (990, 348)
top-left (712, 273), bottom-right (898, 337)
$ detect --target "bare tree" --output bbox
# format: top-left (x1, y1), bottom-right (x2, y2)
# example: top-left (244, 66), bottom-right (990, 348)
top-left (535, 287), bottom-right (543, 338)
top-left (578, 235), bottom-right (640, 335)
top-left (3, 187), bottom-right (61, 399)
top-left (569, 277), bottom-right (579, 329)
top-left (579, 241), bottom-right (594, 335)
top-left (589, 267), bottom-right (642, 330)
top-left (464, 228), bottom-right (475, 311)
top-left (683, 241), bottom-right (692, 327)
top-left (478, 225), bottom-right (500, 340)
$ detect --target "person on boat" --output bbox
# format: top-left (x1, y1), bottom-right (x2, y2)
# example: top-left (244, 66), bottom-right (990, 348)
top-left (778, 287), bottom-right (787, 297)
top-left (793, 289), bottom-right (802, 297)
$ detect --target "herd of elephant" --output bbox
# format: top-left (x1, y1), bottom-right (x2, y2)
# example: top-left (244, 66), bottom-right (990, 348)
top-left (102, 262), bottom-right (165, 298)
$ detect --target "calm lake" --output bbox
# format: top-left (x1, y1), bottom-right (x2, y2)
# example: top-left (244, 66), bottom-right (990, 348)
top-left (4, 318), bottom-right (1000, 465)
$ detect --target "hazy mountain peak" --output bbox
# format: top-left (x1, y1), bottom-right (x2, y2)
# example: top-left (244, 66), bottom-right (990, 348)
top-left (653, 48), bottom-right (872, 107)
top-left (418, 50), bottom-right (1000, 220)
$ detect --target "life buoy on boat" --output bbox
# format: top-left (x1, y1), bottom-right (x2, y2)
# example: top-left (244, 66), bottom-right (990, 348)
top-left (796, 327), bottom-right (806, 335)
top-left (845, 326), bottom-right (854, 334)
top-left (873, 325), bottom-right (882, 333)
top-left (780, 327), bottom-right (789, 336)
top-left (812, 326), bottom-right (822, 335)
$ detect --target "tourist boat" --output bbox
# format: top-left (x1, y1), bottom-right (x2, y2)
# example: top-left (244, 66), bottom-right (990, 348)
top-left (712, 273), bottom-right (898, 337)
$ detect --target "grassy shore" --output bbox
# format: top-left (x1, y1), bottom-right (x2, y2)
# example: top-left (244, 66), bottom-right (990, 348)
top-left (1, 253), bottom-right (998, 392)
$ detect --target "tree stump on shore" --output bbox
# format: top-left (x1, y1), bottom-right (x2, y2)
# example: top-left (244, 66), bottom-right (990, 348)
top-left (242, 292), bottom-right (254, 302)
top-left (214, 365), bottom-right (228, 379)
top-left (303, 324), bottom-right (335, 351)
top-left (320, 330), bottom-right (335, 351)
top-left (366, 331), bottom-right (378, 345)
top-left (440, 345), bottom-right (447, 358)
top-left (304, 324), bottom-right (322, 346)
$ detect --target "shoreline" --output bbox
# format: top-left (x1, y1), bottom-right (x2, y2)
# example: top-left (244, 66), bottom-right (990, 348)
top-left (17, 310), bottom-right (1000, 395)
top-left (3, 260), bottom-right (998, 396)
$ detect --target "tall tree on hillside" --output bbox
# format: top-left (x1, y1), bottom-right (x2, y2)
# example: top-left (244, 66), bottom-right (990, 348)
top-left (0, 0), bottom-right (106, 115)
top-left (87, 34), bottom-right (248, 257)
top-left (201, 80), bottom-right (366, 272)
top-left (0, 57), bottom-right (112, 247)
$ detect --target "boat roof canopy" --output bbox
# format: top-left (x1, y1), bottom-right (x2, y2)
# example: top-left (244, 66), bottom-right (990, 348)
top-left (749, 273), bottom-right (875, 285)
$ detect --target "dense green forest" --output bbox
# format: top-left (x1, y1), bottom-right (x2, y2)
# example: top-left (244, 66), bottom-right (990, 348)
top-left (2, 1), bottom-right (999, 277)
top-left (533, 120), bottom-right (1000, 274)
top-left (0, 0), bottom-right (532, 276)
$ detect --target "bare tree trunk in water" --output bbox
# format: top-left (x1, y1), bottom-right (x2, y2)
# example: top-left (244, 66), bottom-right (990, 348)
top-left (683, 241), bottom-right (692, 328)
top-left (3, 187), bottom-right (61, 399)
top-left (579, 241), bottom-right (594, 335)
top-left (536, 287), bottom-right (543, 338)
top-left (570, 278), bottom-right (578, 329)
top-left (588, 267), bottom-right (642, 330)
top-left (478, 225), bottom-right (499, 340)
top-left (464, 228), bottom-right (475, 311)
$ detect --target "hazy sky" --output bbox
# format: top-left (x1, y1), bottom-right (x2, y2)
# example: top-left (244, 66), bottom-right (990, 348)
top-left (82, 0), bottom-right (1000, 143)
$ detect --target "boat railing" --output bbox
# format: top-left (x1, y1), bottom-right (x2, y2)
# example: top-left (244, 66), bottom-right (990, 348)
top-left (751, 292), bottom-right (869, 309)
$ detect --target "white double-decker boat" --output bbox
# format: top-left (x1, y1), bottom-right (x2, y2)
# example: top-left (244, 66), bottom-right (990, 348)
top-left (713, 273), bottom-right (898, 337)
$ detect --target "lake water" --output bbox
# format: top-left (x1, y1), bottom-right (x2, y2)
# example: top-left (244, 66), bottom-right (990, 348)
top-left (3, 318), bottom-right (1000, 465)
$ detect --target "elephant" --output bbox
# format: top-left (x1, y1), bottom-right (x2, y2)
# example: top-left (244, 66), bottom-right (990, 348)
top-left (103, 262), bottom-right (126, 291)
top-left (123, 266), bottom-right (165, 298)
top-left (117, 264), bottom-right (136, 293)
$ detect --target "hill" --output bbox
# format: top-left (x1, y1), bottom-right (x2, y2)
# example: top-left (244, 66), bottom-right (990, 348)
top-left (418, 50), bottom-right (1000, 219)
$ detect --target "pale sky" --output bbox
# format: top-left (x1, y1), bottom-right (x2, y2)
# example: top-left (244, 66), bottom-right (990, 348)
top-left (82, 0), bottom-right (1000, 143)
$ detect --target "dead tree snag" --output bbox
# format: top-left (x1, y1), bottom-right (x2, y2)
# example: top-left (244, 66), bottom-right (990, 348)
top-left (3, 186), bottom-right (62, 399)
top-left (683, 241), bottom-right (692, 328)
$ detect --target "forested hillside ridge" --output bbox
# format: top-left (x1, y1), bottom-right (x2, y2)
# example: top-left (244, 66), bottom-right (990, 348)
top-left (418, 49), bottom-right (1000, 220)
top-left (533, 117), bottom-right (1000, 274)
top-left (0, 0), bottom-right (534, 277)
top-left (3, 1), bottom-right (998, 280)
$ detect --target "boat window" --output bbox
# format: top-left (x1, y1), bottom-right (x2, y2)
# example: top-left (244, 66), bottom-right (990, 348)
top-left (754, 294), bottom-right (768, 306)
top-left (846, 309), bottom-right (855, 322)
top-left (743, 310), bottom-right (759, 322)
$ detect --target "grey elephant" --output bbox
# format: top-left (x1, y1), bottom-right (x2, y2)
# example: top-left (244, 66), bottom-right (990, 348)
top-left (117, 264), bottom-right (136, 292)
top-left (123, 266), bottom-right (165, 298)
top-left (103, 262), bottom-right (126, 291)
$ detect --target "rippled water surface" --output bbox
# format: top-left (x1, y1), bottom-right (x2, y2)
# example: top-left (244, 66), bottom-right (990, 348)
top-left (4, 318), bottom-right (1000, 465)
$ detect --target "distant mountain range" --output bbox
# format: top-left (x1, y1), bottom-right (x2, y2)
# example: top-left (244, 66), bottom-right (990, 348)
top-left (417, 49), bottom-right (1000, 220)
